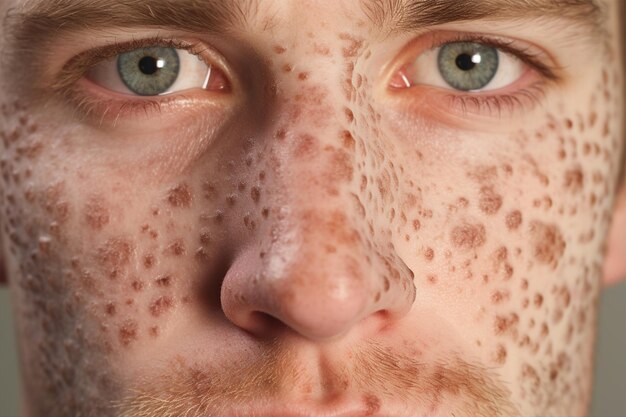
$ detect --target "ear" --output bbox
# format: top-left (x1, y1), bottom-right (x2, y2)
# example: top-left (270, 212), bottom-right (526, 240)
top-left (603, 183), bottom-right (626, 287)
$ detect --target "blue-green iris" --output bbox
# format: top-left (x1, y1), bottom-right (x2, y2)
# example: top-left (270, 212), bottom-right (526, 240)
top-left (438, 42), bottom-right (499, 91)
top-left (117, 47), bottom-right (180, 96)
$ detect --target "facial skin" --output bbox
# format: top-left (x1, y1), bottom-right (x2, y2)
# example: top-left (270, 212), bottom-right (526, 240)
top-left (0, 0), bottom-right (624, 416)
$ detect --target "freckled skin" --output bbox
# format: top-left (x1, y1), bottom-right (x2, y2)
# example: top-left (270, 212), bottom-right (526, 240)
top-left (0, 1), bottom-right (624, 417)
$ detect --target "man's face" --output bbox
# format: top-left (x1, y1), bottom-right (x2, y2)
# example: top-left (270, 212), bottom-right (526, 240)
top-left (0, 0), bottom-right (624, 416)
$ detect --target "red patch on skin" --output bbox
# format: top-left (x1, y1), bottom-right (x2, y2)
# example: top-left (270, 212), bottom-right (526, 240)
top-left (167, 183), bottom-right (192, 208)
top-left (424, 247), bottom-right (435, 261)
top-left (451, 223), bottom-right (486, 249)
top-left (363, 393), bottom-right (381, 415)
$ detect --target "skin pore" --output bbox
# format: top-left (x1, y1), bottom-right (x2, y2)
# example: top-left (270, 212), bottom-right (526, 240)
top-left (0, 0), bottom-right (625, 416)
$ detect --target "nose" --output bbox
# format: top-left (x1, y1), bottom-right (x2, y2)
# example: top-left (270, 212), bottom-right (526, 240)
top-left (220, 208), bottom-right (416, 341)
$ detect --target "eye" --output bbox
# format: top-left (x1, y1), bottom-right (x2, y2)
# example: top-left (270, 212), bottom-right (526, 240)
top-left (86, 46), bottom-right (222, 96)
top-left (392, 41), bottom-right (526, 92)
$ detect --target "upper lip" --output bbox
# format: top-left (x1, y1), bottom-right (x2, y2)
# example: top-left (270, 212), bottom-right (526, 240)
top-left (213, 400), bottom-right (401, 417)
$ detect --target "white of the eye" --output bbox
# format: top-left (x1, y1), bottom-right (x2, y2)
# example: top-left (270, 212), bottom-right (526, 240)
top-left (86, 49), bottom-right (211, 95)
top-left (408, 47), bottom-right (525, 92)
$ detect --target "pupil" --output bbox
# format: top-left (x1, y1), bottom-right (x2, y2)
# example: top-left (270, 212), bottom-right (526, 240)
top-left (455, 53), bottom-right (476, 71)
top-left (138, 56), bottom-right (160, 75)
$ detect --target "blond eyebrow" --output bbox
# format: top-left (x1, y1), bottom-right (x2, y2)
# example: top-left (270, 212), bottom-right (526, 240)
top-left (361, 0), bottom-right (606, 37)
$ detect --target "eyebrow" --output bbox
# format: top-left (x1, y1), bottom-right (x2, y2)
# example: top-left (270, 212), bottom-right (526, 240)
top-left (361, 0), bottom-right (606, 37)
top-left (3, 0), bottom-right (262, 53)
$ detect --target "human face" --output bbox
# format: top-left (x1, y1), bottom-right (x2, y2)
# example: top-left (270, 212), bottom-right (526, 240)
top-left (0, 0), bottom-right (624, 416)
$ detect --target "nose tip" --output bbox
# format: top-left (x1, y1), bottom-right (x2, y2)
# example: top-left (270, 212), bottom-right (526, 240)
top-left (220, 241), bottom-right (415, 341)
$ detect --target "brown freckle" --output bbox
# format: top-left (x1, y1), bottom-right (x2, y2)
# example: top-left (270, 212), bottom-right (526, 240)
top-left (479, 186), bottom-right (503, 215)
top-left (341, 130), bottom-right (356, 151)
top-left (275, 129), bottom-right (286, 140)
top-left (494, 313), bottom-right (519, 335)
top-left (250, 186), bottom-right (261, 203)
top-left (105, 303), bottom-right (116, 316)
top-left (505, 211), bottom-right (522, 230)
top-left (149, 296), bottom-right (174, 317)
top-left (540, 322), bottom-right (549, 337)
top-left (155, 275), bottom-right (172, 287)
top-left (427, 275), bottom-right (438, 284)
top-left (493, 344), bottom-right (507, 364)
top-left (424, 247), bottom-right (434, 261)
top-left (491, 290), bottom-right (510, 304)
top-left (412, 219), bottom-right (421, 231)
top-left (533, 293), bottom-right (544, 308)
top-left (167, 183), bottom-right (192, 208)
top-left (97, 238), bottom-right (133, 269)
top-left (564, 167), bottom-right (584, 193)
top-left (166, 239), bottom-right (186, 256)
top-left (261, 207), bottom-right (270, 219)
top-left (131, 280), bottom-right (144, 292)
top-left (84, 197), bottom-right (110, 230)
top-left (282, 63), bottom-right (293, 72)
top-left (273, 45), bottom-right (286, 54)
top-left (451, 222), bottom-right (486, 250)
top-left (143, 254), bottom-right (155, 269)
top-left (297, 72), bottom-right (309, 81)
top-left (529, 221), bottom-right (566, 268)
top-left (344, 107), bottom-right (354, 123)
top-left (118, 320), bottom-right (138, 347)
top-left (149, 326), bottom-right (159, 337)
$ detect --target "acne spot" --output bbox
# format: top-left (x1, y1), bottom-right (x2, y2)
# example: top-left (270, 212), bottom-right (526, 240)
top-left (479, 186), bottom-right (503, 215)
top-left (451, 223), bottom-right (486, 249)
top-left (424, 247), bottom-right (434, 261)
top-left (84, 197), bottom-right (110, 230)
top-left (298, 72), bottom-right (309, 81)
top-left (505, 210), bottom-right (523, 230)
top-left (363, 393), bottom-right (381, 414)
top-left (149, 296), bottom-right (174, 317)
top-left (341, 130), bottom-right (356, 151)
top-left (118, 320), bottom-right (138, 347)
top-left (491, 290), bottom-right (510, 304)
top-left (533, 293), bottom-right (544, 308)
top-left (149, 326), bottom-right (159, 338)
top-left (167, 183), bottom-right (192, 208)
top-left (529, 221), bottom-right (566, 268)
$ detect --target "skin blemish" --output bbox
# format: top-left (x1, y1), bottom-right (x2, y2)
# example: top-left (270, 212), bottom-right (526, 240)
top-left (529, 221), bottom-right (566, 269)
top-left (165, 239), bottom-right (186, 256)
top-left (84, 196), bottom-right (110, 230)
top-left (118, 320), bottom-right (138, 347)
top-left (131, 280), bottom-right (144, 292)
top-left (493, 344), bottom-right (508, 365)
top-left (139, 254), bottom-right (154, 270)
top-left (479, 186), bottom-right (503, 215)
top-left (105, 302), bottom-right (116, 316)
top-left (451, 222), bottom-right (486, 250)
top-left (250, 186), bottom-right (261, 203)
top-left (167, 183), bottom-right (193, 208)
top-left (149, 296), bottom-right (174, 317)
top-left (505, 210), bottom-right (523, 230)
top-left (97, 237), bottom-right (134, 277)
top-left (424, 247), bottom-right (434, 261)
top-left (564, 166), bottom-right (584, 193)
top-left (297, 72), bottom-right (309, 81)
top-left (155, 275), bottom-right (172, 287)
top-left (494, 313), bottom-right (519, 337)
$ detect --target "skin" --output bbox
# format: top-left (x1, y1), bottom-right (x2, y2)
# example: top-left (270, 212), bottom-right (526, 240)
top-left (0, 0), bottom-right (625, 416)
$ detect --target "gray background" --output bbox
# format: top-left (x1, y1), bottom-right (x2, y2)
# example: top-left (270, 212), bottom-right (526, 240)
top-left (1, 283), bottom-right (625, 417)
